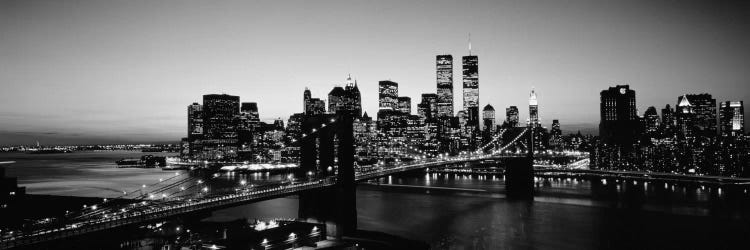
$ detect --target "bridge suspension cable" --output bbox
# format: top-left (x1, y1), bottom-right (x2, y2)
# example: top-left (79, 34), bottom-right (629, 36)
top-left (475, 128), bottom-right (508, 153)
top-left (491, 127), bottom-right (529, 154)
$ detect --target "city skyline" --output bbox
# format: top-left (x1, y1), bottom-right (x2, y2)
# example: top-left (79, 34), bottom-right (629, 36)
top-left (2, 0), bottom-right (750, 145)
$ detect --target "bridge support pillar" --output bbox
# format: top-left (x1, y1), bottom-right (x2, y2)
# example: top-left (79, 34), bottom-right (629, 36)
top-left (298, 113), bottom-right (357, 238)
top-left (504, 157), bottom-right (534, 199)
top-left (505, 126), bottom-right (535, 199)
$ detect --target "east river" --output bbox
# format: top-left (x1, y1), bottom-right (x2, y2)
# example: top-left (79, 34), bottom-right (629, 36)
top-left (3, 151), bottom-right (750, 249)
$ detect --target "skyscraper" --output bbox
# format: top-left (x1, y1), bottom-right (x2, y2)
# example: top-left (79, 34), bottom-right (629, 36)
top-left (481, 104), bottom-right (496, 144)
top-left (676, 95), bottom-right (695, 139)
top-left (643, 106), bottom-right (660, 135)
top-left (343, 75), bottom-right (362, 117)
top-left (238, 102), bottom-right (260, 145)
top-left (482, 104), bottom-right (495, 133)
top-left (418, 93), bottom-right (438, 121)
top-left (720, 101), bottom-right (745, 137)
top-left (462, 55), bottom-right (479, 129)
top-left (202, 94), bottom-right (240, 140)
top-left (378, 80), bottom-right (398, 111)
top-left (436, 55), bottom-right (453, 117)
top-left (273, 118), bottom-right (284, 130)
top-left (506, 106), bottom-right (519, 128)
top-left (241, 102), bottom-right (260, 122)
top-left (187, 103), bottom-right (203, 141)
top-left (377, 80), bottom-right (404, 140)
top-left (308, 98), bottom-right (326, 115)
top-left (397, 96), bottom-right (411, 114)
top-left (661, 104), bottom-right (675, 132)
top-left (327, 75), bottom-right (362, 116)
top-left (201, 94), bottom-right (240, 160)
top-left (529, 89), bottom-right (539, 127)
top-left (599, 85), bottom-right (638, 145)
top-left (303, 88), bottom-right (311, 114)
top-left (327, 86), bottom-right (346, 114)
top-left (303, 88), bottom-right (326, 116)
top-left (677, 94), bottom-right (717, 137)
top-left (549, 119), bottom-right (562, 150)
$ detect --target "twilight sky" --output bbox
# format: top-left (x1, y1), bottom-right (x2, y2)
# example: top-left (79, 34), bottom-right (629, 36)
top-left (1, 0), bottom-right (749, 145)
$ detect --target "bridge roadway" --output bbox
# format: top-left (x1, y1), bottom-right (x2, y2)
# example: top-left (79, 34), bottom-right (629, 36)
top-left (0, 153), bottom-right (522, 249)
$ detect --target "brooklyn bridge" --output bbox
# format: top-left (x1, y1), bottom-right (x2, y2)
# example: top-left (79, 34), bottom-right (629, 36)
top-left (1, 113), bottom-right (574, 249)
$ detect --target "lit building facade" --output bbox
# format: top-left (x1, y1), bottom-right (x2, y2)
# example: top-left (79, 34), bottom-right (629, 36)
top-left (303, 88), bottom-right (326, 116)
top-left (462, 55), bottom-right (479, 129)
top-left (549, 119), bottom-right (562, 150)
top-left (482, 104), bottom-right (495, 144)
top-left (720, 101), bottom-right (744, 137)
top-left (678, 94), bottom-right (717, 137)
top-left (598, 85), bottom-right (638, 145)
top-left (436, 55), bottom-right (454, 117)
top-left (203, 94), bottom-right (240, 140)
top-left (482, 104), bottom-right (495, 133)
top-left (397, 96), bottom-right (412, 115)
top-left (378, 80), bottom-right (399, 111)
top-left (462, 55), bottom-right (479, 149)
top-left (328, 86), bottom-right (346, 114)
top-left (643, 106), bottom-right (660, 135)
top-left (529, 89), bottom-right (539, 127)
top-left (343, 75), bottom-right (362, 117)
top-left (676, 95), bottom-right (695, 139)
top-left (187, 103), bottom-right (203, 141)
top-left (417, 93), bottom-right (438, 121)
top-left (329, 75), bottom-right (363, 116)
top-left (505, 106), bottom-right (519, 128)
top-left (661, 104), bottom-right (675, 133)
top-left (201, 94), bottom-right (241, 160)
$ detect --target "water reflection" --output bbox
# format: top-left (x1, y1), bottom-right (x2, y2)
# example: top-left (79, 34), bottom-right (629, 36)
top-left (356, 172), bottom-right (750, 249)
top-left (368, 172), bottom-right (750, 220)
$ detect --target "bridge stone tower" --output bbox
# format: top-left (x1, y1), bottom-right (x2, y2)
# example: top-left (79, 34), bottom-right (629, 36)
top-left (505, 126), bottom-right (535, 199)
top-left (297, 112), bottom-right (357, 238)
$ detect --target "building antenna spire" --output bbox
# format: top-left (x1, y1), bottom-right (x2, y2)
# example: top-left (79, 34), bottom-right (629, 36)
top-left (468, 33), bottom-right (472, 56)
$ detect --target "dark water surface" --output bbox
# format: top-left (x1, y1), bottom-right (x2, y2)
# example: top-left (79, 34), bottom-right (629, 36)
top-left (3, 152), bottom-right (750, 249)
